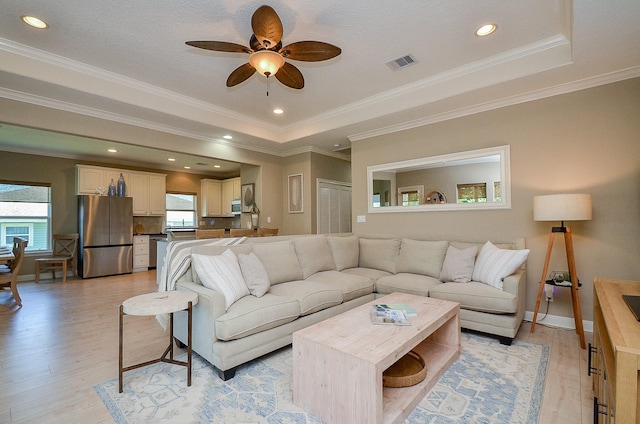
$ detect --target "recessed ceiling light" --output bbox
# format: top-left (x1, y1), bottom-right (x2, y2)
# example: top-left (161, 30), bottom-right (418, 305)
top-left (333, 143), bottom-right (341, 148)
top-left (22, 15), bottom-right (48, 29)
top-left (214, 165), bottom-right (221, 168)
top-left (223, 135), bottom-right (233, 140)
top-left (168, 158), bottom-right (176, 162)
top-left (107, 149), bottom-right (118, 153)
top-left (184, 166), bottom-right (191, 169)
top-left (273, 108), bottom-right (284, 115)
top-left (476, 24), bottom-right (497, 37)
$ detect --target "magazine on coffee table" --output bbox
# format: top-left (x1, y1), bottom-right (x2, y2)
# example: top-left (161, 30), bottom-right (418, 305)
top-left (370, 304), bottom-right (411, 326)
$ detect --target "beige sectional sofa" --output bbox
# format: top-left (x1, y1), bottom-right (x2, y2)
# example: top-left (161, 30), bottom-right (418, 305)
top-left (171, 234), bottom-right (528, 380)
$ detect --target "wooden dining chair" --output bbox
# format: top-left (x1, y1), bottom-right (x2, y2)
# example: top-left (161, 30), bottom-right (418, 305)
top-left (0, 237), bottom-right (28, 306)
top-left (35, 233), bottom-right (79, 283)
top-left (229, 228), bottom-right (255, 237)
top-left (195, 229), bottom-right (226, 239)
top-left (256, 228), bottom-right (278, 237)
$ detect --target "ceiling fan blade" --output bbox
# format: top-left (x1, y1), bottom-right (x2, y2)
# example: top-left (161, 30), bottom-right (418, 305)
top-left (226, 63), bottom-right (256, 87)
top-left (186, 41), bottom-right (251, 54)
top-left (280, 41), bottom-right (342, 62)
top-left (275, 62), bottom-right (304, 89)
top-left (251, 5), bottom-right (283, 49)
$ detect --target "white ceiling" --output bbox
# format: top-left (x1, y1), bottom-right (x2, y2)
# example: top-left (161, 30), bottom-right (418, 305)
top-left (0, 0), bottom-right (639, 174)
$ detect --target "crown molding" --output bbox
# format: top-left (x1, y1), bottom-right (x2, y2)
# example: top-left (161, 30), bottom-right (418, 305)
top-left (0, 37), bottom-right (286, 142)
top-left (282, 145), bottom-right (350, 161)
top-left (0, 87), bottom-right (282, 157)
top-left (279, 35), bottom-right (572, 142)
top-left (348, 66), bottom-right (640, 142)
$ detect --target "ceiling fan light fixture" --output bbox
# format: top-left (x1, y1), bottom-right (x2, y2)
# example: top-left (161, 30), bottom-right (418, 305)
top-left (249, 50), bottom-right (285, 76)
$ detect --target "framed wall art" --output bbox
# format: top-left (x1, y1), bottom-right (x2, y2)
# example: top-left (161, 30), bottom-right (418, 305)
top-left (241, 183), bottom-right (255, 213)
top-left (288, 174), bottom-right (303, 213)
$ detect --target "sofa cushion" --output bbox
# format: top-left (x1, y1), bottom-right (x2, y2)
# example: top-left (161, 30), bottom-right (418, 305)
top-left (376, 273), bottom-right (442, 297)
top-left (191, 250), bottom-right (249, 310)
top-left (268, 280), bottom-right (343, 316)
top-left (472, 241), bottom-right (530, 290)
top-left (397, 239), bottom-right (448, 278)
top-left (305, 270), bottom-right (374, 301)
top-left (215, 293), bottom-right (300, 341)
top-left (190, 244), bottom-right (253, 285)
top-left (327, 235), bottom-right (359, 271)
top-left (440, 245), bottom-right (478, 283)
top-left (294, 235), bottom-right (336, 279)
top-left (252, 241), bottom-right (303, 285)
top-left (429, 282), bottom-right (518, 314)
top-left (238, 252), bottom-right (270, 297)
top-left (342, 267), bottom-right (392, 282)
top-left (358, 238), bottom-right (401, 274)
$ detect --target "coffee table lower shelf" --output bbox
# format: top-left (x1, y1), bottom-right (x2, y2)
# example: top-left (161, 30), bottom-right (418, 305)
top-left (382, 341), bottom-right (458, 423)
top-left (293, 293), bottom-right (460, 424)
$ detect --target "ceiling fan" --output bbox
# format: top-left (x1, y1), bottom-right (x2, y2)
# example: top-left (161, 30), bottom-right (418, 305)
top-left (186, 5), bottom-right (341, 90)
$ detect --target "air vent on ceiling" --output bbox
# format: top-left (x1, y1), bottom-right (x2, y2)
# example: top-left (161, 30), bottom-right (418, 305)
top-left (196, 162), bottom-right (209, 166)
top-left (386, 54), bottom-right (417, 71)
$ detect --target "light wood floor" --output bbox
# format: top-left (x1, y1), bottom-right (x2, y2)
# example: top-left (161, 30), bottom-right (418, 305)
top-left (1, 272), bottom-right (594, 423)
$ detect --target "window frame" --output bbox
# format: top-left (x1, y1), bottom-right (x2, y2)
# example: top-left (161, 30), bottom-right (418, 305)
top-left (0, 181), bottom-right (52, 252)
top-left (165, 191), bottom-right (198, 229)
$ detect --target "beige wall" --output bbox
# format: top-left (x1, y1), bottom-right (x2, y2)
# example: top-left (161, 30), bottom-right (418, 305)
top-left (281, 152), bottom-right (351, 234)
top-left (351, 77), bottom-right (640, 322)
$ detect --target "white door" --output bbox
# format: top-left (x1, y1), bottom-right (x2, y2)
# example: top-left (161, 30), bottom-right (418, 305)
top-left (317, 179), bottom-right (352, 234)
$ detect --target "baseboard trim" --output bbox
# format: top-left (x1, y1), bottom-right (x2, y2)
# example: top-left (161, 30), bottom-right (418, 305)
top-left (524, 310), bottom-right (593, 333)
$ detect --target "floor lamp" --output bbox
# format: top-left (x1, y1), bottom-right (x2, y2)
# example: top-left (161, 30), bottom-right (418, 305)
top-left (530, 193), bottom-right (592, 349)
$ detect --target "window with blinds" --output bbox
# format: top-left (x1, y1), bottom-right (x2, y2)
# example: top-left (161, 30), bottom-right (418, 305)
top-left (398, 186), bottom-right (424, 206)
top-left (166, 192), bottom-right (197, 228)
top-left (0, 182), bottom-right (51, 250)
top-left (457, 183), bottom-right (487, 203)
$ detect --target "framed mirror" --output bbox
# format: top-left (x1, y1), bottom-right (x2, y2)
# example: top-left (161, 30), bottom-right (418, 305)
top-left (367, 145), bottom-right (511, 213)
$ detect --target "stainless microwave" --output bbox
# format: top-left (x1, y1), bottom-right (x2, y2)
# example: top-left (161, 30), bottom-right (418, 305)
top-left (231, 200), bottom-right (242, 215)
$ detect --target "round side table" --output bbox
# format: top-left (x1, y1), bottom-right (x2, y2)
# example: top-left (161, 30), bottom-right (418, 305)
top-left (118, 291), bottom-right (198, 393)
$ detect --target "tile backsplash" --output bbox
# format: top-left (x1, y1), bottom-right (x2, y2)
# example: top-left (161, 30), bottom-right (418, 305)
top-left (134, 216), bottom-right (164, 234)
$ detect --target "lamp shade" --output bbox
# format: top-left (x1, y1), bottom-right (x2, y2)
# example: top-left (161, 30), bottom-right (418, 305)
top-left (533, 193), bottom-right (592, 221)
top-left (248, 50), bottom-right (285, 76)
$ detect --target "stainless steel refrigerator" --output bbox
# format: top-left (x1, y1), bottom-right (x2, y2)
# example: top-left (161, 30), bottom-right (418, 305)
top-left (78, 195), bottom-right (133, 278)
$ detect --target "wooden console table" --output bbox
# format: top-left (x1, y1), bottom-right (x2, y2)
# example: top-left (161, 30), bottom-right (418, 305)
top-left (591, 277), bottom-right (640, 423)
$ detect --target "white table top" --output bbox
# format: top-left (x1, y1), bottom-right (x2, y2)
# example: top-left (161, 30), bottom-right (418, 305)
top-left (122, 291), bottom-right (198, 316)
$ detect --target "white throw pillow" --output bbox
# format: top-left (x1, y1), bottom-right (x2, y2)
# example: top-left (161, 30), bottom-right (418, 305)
top-left (238, 252), bottom-right (270, 297)
top-left (472, 241), bottom-right (530, 290)
top-left (440, 245), bottom-right (478, 283)
top-left (191, 250), bottom-right (249, 310)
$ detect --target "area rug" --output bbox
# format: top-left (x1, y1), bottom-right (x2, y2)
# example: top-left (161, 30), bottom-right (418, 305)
top-left (95, 332), bottom-right (548, 424)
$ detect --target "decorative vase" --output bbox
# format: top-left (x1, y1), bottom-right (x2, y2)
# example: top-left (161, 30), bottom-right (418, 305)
top-left (117, 173), bottom-right (126, 197)
top-left (108, 178), bottom-right (116, 196)
top-left (251, 203), bottom-right (260, 228)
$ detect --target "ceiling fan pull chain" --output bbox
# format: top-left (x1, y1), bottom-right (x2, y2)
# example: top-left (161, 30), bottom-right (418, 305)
top-left (266, 74), bottom-right (270, 96)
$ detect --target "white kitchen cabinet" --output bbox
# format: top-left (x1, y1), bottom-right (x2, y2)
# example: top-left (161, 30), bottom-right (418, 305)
top-left (133, 235), bottom-right (149, 272)
top-left (130, 171), bottom-right (166, 216)
top-left (76, 165), bottom-right (108, 195)
top-left (221, 177), bottom-right (241, 215)
top-left (201, 179), bottom-right (222, 216)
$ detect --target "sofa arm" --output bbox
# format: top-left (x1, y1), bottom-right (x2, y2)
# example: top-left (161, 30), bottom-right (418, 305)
top-left (175, 281), bottom-right (226, 344)
top-left (502, 269), bottom-right (525, 298)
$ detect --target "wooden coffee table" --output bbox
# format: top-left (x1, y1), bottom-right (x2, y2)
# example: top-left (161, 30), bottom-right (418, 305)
top-left (292, 292), bottom-right (460, 424)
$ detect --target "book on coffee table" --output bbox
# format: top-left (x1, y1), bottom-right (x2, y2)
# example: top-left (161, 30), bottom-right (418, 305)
top-left (370, 304), bottom-right (411, 325)
top-left (379, 303), bottom-right (417, 316)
